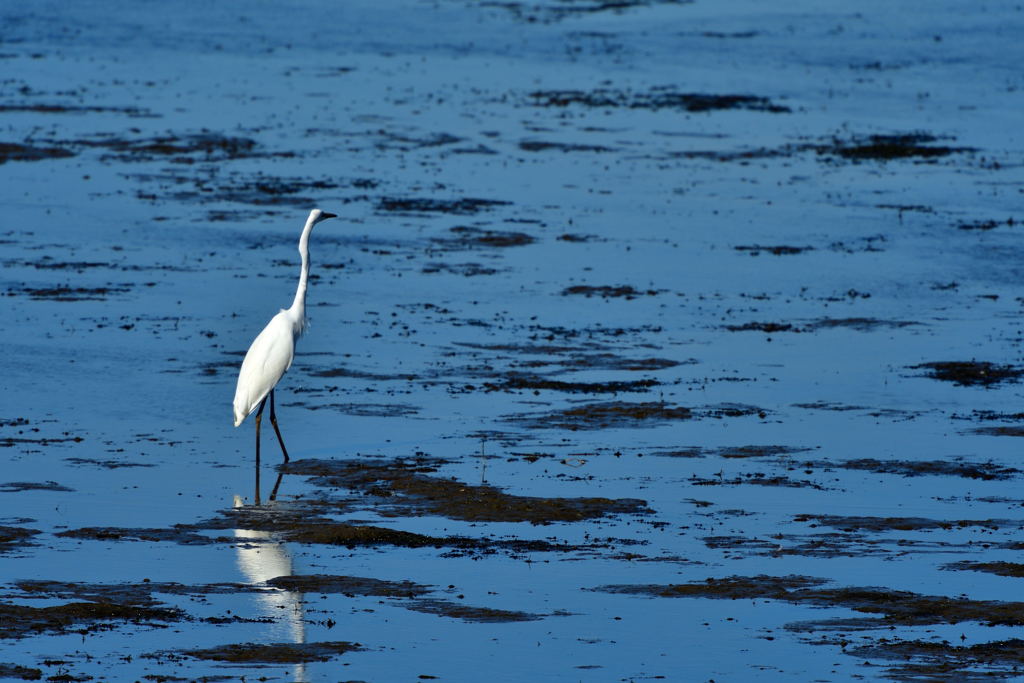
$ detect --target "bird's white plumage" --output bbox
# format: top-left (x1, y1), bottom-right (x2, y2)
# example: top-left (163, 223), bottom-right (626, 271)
top-left (233, 310), bottom-right (297, 426)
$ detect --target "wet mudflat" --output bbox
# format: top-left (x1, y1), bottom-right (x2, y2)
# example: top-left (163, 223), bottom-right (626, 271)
top-left (2, 0), bottom-right (1024, 680)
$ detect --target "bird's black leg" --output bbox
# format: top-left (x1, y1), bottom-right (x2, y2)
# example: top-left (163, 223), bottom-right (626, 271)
top-left (268, 389), bottom-right (290, 463)
top-left (254, 396), bottom-right (267, 506)
top-left (269, 471), bottom-right (285, 502)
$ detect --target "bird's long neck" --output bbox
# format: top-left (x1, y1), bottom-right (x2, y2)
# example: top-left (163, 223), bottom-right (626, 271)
top-left (288, 217), bottom-right (316, 331)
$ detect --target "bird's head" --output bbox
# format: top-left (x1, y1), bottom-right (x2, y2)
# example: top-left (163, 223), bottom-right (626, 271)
top-left (308, 208), bottom-right (337, 226)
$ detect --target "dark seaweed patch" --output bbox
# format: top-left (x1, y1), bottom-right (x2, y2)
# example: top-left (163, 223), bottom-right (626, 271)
top-left (528, 88), bottom-right (789, 113)
top-left (836, 458), bottom-right (1018, 481)
top-left (956, 410), bottom-right (1024, 422)
top-left (689, 473), bottom-right (827, 490)
top-left (595, 574), bottom-right (1024, 627)
top-left (561, 285), bottom-right (662, 299)
top-left (490, 0), bottom-right (694, 23)
top-left (421, 262), bottom-right (500, 276)
top-left (945, 561), bottom-right (1024, 577)
top-left (817, 133), bottom-right (972, 161)
top-left (828, 235), bottom-right (887, 253)
top-left (911, 361), bottom-right (1024, 387)
top-left (713, 445), bottom-right (812, 459)
top-left (437, 226), bottom-right (535, 248)
top-left (973, 426), bottom-right (1024, 437)
top-left (508, 401), bottom-right (764, 430)
top-left (792, 401), bottom-right (865, 412)
top-left (445, 344), bottom-right (682, 376)
top-left (518, 353), bottom-right (680, 373)
top-left (404, 598), bottom-right (543, 623)
top-left (374, 130), bottom-right (463, 150)
top-left (284, 456), bottom-right (650, 523)
top-left (275, 523), bottom-right (568, 553)
top-left (0, 600), bottom-right (184, 639)
top-left (71, 132), bottom-right (259, 162)
top-left (667, 133), bottom-right (969, 166)
top-left (702, 404), bottom-right (766, 419)
top-left (793, 514), bottom-right (1012, 532)
top-left (702, 528), bottom-right (983, 559)
top-left (0, 526), bottom-right (39, 543)
top-left (0, 663), bottom-right (41, 680)
top-left (703, 533), bottom-right (891, 559)
top-left (957, 218), bottom-right (1017, 231)
top-left (310, 367), bottom-right (419, 381)
top-left (847, 638), bottom-right (1024, 680)
top-left (297, 402), bottom-right (420, 417)
top-left (877, 203), bottom-right (936, 214)
top-left (700, 30), bottom-right (759, 38)
top-left (805, 318), bottom-right (918, 331)
top-left (454, 342), bottom-right (588, 355)
top-left (204, 208), bottom-right (273, 223)
top-left (647, 444), bottom-right (790, 458)
top-left (376, 197), bottom-right (510, 215)
top-left (0, 526), bottom-right (40, 551)
top-left (16, 261), bottom-right (194, 275)
top-left (0, 435), bottom-right (83, 448)
top-left (18, 580), bottom-right (162, 607)
top-left (132, 172), bottom-right (340, 207)
top-left (508, 0), bottom-right (694, 20)
top-left (596, 574), bottom-right (827, 600)
top-left (9, 260), bottom-right (110, 271)
top-left (483, 376), bottom-right (657, 394)
top-left (0, 142), bottom-right (75, 163)
top-left (724, 321), bottom-right (794, 333)
top-left (727, 318), bottom-right (917, 333)
top-left (519, 140), bottom-right (616, 153)
top-left (266, 574), bottom-right (430, 598)
top-left (57, 517), bottom-right (453, 551)
top-left (13, 579), bottom-right (257, 606)
top-left (510, 401), bottom-right (690, 430)
top-left (179, 641), bottom-right (361, 663)
top-left (56, 527), bottom-right (220, 545)
top-left (664, 146), bottom-right (793, 162)
top-left (527, 323), bottom-right (667, 341)
top-left (0, 103), bottom-right (152, 116)
top-left (64, 457), bottom-right (155, 469)
top-left (734, 245), bottom-right (813, 256)
top-left (0, 481), bottom-right (73, 493)
top-left (5, 285), bottom-right (132, 301)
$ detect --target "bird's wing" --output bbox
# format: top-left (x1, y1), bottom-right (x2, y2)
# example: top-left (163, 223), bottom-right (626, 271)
top-left (233, 312), bottom-right (296, 426)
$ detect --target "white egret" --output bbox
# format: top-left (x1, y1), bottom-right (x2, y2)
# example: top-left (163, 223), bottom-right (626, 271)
top-left (233, 208), bottom-right (337, 477)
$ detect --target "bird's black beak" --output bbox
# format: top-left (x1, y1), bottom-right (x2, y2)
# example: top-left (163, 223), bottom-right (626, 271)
top-left (321, 212), bottom-right (337, 219)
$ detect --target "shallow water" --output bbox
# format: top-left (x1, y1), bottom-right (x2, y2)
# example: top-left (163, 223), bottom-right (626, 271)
top-left (3, 0), bottom-right (1024, 680)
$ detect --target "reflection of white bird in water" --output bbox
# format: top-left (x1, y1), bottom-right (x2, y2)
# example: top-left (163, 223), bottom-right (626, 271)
top-left (233, 209), bottom-right (337, 474)
top-left (233, 495), bottom-right (306, 677)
